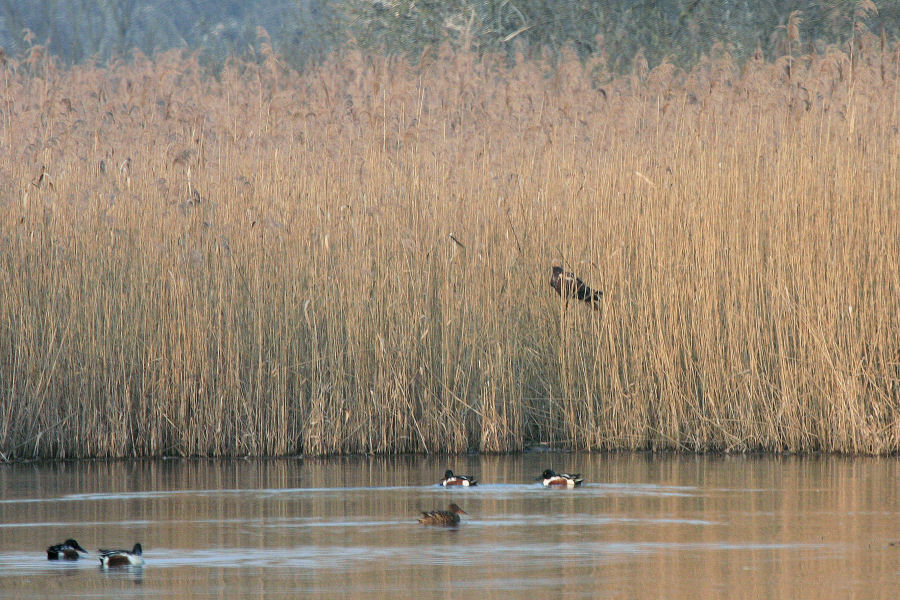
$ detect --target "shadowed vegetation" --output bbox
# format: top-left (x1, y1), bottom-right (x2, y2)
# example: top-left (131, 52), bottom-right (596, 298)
top-left (0, 33), bottom-right (898, 459)
top-left (0, 1), bottom-right (897, 73)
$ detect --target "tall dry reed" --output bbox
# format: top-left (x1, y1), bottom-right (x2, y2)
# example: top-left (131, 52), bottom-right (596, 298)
top-left (0, 40), bottom-right (898, 459)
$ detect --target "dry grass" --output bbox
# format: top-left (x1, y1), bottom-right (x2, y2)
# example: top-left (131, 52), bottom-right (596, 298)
top-left (0, 40), bottom-right (898, 459)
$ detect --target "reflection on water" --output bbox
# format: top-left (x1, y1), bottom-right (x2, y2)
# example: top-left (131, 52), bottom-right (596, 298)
top-left (0, 454), bottom-right (897, 598)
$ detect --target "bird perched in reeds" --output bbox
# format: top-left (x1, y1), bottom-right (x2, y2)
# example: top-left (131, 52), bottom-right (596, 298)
top-left (537, 469), bottom-right (584, 488)
top-left (439, 469), bottom-right (478, 487)
top-left (418, 503), bottom-right (467, 526)
top-left (550, 266), bottom-right (602, 309)
top-left (98, 543), bottom-right (144, 568)
top-left (46, 539), bottom-right (88, 560)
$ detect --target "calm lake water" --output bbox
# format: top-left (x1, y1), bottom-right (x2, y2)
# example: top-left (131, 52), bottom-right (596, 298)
top-left (0, 453), bottom-right (897, 598)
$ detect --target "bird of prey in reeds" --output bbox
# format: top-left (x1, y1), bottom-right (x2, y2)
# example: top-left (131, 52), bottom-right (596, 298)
top-left (550, 266), bottom-right (602, 309)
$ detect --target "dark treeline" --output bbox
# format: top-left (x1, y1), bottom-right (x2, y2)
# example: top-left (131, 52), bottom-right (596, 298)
top-left (0, 1), bottom-right (334, 69)
top-left (0, 0), bottom-right (896, 71)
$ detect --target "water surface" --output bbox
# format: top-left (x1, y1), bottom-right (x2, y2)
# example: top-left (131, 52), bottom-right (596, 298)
top-left (0, 454), bottom-right (897, 598)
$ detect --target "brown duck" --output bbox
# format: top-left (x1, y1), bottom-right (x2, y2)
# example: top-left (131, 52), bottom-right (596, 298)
top-left (418, 503), bottom-right (467, 526)
top-left (550, 266), bottom-right (602, 309)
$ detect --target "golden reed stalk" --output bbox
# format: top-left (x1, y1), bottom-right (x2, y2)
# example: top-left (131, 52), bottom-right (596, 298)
top-left (0, 41), bottom-right (897, 459)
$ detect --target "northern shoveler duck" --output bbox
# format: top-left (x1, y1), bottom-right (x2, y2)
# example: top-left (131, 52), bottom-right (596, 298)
top-left (98, 543), bottom-right (144, 568)
top-left (537, 469), bottom-right (584, 488)
top-left (550, 266), bottom-right (602, 309)
top-left (439, 469), bottom-right (478, 487)
top-left (418, 503), bottom-right (467, 526)
top-left (46, 539), bottom-right (88, 560)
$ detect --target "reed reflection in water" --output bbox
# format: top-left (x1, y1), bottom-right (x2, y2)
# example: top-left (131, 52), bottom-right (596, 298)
top-left (0, 454), bottom-right (896, 598)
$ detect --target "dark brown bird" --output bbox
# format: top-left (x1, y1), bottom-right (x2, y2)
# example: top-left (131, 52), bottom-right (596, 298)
top-left (418, 503), bottom-right (467, 526)
top-left (550, 266), bottom-right (602, 308)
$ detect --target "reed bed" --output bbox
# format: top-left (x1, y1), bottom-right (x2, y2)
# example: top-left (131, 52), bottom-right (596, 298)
top-left (0, 41), bottom-right (898, 459)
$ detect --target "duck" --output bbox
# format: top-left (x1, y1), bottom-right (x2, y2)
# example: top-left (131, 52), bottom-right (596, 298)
top-left (46, 539), bottom-right (88, 560)
top-left (418, 503), bottom-right (467, 526)
top-left (550, 266), bottom-right (602, 309)
top-left (439, 469), bottom-right (478, 487)
top-left (98, 543), bottom-right (144, 568)
top-left (537, 469), bottom-right (584, 488)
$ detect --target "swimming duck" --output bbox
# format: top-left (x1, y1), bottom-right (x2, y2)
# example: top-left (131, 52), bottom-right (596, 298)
top-left (98, 543), bottom-right (144, 568)
top-left (537, 469), bottom-right (584, 488)
top-left (418, 503), bottom-right (467, 526)
top-left (550, 266), bottom-right (602, 309)
top-left (439, 469), bottom-right (478, 487)
top-left (46, 539), bottom-right (88, 560)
